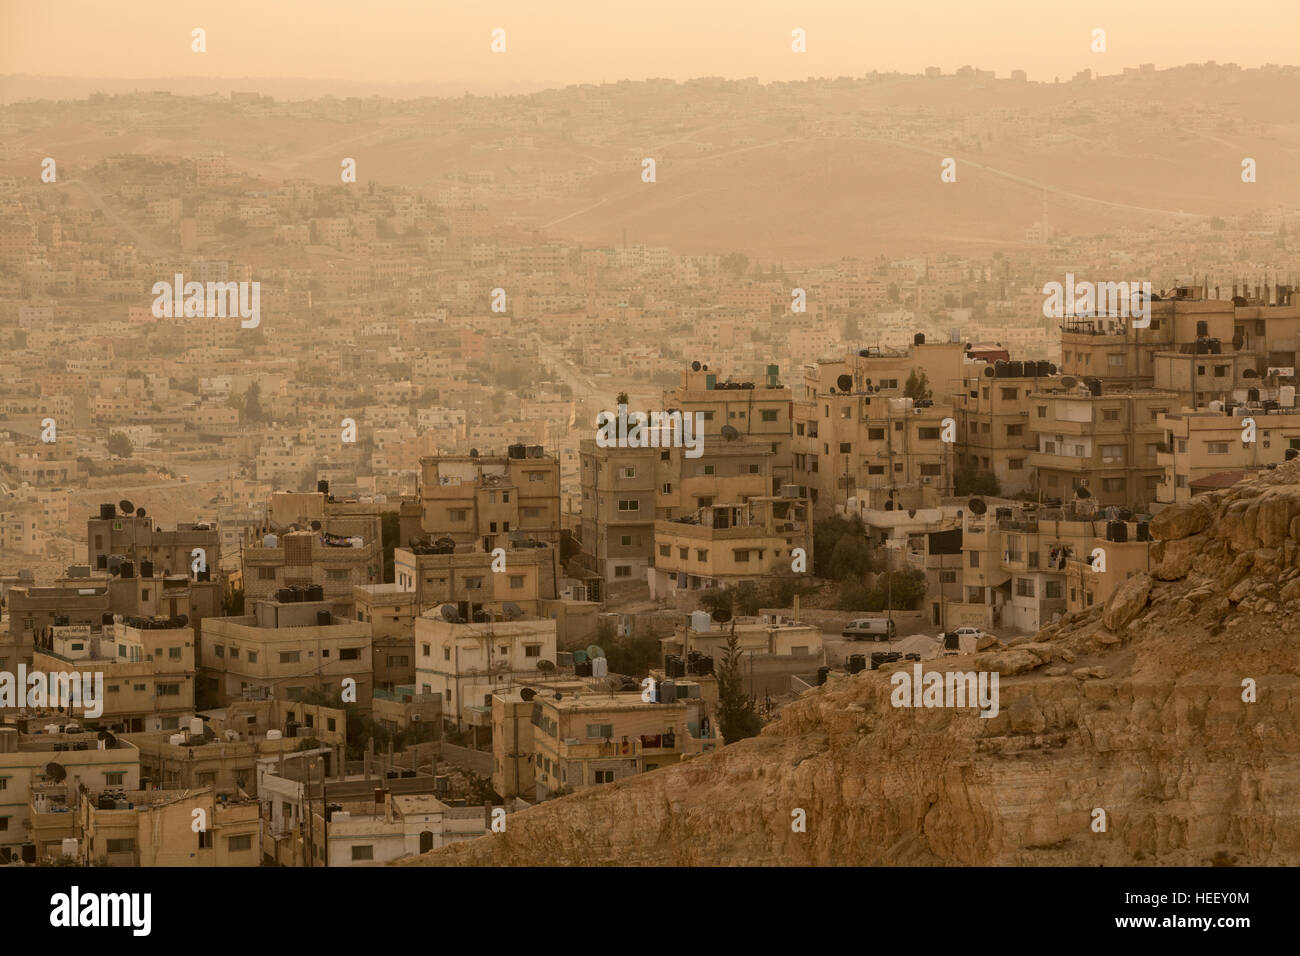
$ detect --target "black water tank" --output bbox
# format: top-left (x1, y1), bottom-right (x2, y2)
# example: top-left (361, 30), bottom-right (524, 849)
top-left (943, 632), bottom-right (960, 650)
top-left (1008, 361), bottom-right (1023, 377)
top-left (1108, 521), bottom-right (1128, 543)
top-left (317, 480), bottom-right (329, 494)
top-left (1136, 521), bottom-right (1152, 542)
top-left (307, 584), bottom-right (324, 601)
top-left (994, 360), bottom-right (1009, 377)
top-left (914, 333), bottom-right (925, 346)
top-left (119, 561), bottom-right (134, 579)
top-left (196, 569), bottom-right (210, 582)
top-left (99, 503), bottom-right (115, 520)
top-left (1197, 320), bottom-right (1209, 337)
top-left (817, 666), bottom-right (830, 686)
top-left (140, 560), bottom-right (153, 578)
top-left (316, 610), bottom-right (332, 626)
top-left (847, 654), bottom-right (866, 674)
top-left (96, 554), bottom-right (108, 570)
top-left (277, 588), bottom-right (293, 603)
top-left (574, 660), bottom-right (593, 677)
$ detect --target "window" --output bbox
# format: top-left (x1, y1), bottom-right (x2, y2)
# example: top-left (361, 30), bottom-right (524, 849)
top-left (106, 838), bottom-right (134, 853)
top-left (595, 771), bottom-right (615, 784)
top-left (340, 647), bottom-right (361, 661)
top-left (1103, 408), bottom-right (1120, 422)
top-left (734, 549), bottom-right (751, 563)
top-left (659, 544), bottom-right (671, 557)
top-left (761, 409), bottom-right (778, 422)
top-left (198, 830), bottom-right (214, 850)
top-left (351, 845), bottom-right (374, 861)
top-left (621, 466), bottom-right (636, 478)
top-left (838, 442), bottom-right (852, 454)
top-left (679, 547), bottom-right (688, 559)
top-left (620, 535), bottom-right (632, 547)
top-left (1102, 478), bottom-right (1125, 493)
top-left (661, 483), bottom-right (672, 494)
top-left (287, 687), bottom-right (304, 702)
top-left (696, 549), bottom-right (708, 561)
top-left (327, 569), bottom-right (349, 581)
top-left (918, 427), bottom-right (940, 440)
top-left (700, 464), bottom-right (715, 475)
top-left (868, 427), bottom-right (885, 441)
top-left (617, 499), bottom-right (639, 512)
top-left (1006, 424), bottom-right (1023, 437)
top-left (969, 551), bottom-right (980, 568)
top-left (1101, 445), bottom-right (1124, 459)
top-left (1008, 458), bottom-right (1024, 470)
top-left (614, 566), bottom-right (631, 578)
top-left (449, 509), bottom-right (468, 521)
top-left (1107, 354), bottom-right (1125, 368)
top-left (527, 471), bottom-right (545, 482)
top-left (157, 683), bottom-right (180, 696)
top-left (465, 576), bottom-right (484, 589)
top-left (1015, 578), bottom-right (1035, 598)
top-left (1207, 442), bottom-right (1229, 455)
top-left (169, 647), bottom-right (181, 660)
top-left (247, 651), bottom-right (258, 664)
top-left (444, 646), bottom-right (451, 660)
top-left (1045, 581), bottom-right (1062, 599)
top-left (280, 651), bottom-right (300, 664)
top-left (258, 567), bottom-right (276, 580)
top-left (214, 645), bottom-right (225, 658)
top-left (104, 772), bottom-right (125, 786)
top-left (228, 835), bottom-right (252, 852)
top-left (525, 644), bottom-right (541, 657)
top-left (1036, 406), bottom-right (1046, 418)
top-left (1001, 387), bottom-right (1017, 400)
top-left (587, 723), bottom-right (613, 738)
top-left (920, 463), bottom-right (941, 477)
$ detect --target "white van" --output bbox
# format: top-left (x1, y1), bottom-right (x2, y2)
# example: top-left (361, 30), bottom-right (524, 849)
top-left (841, 618), bottom-right (897, 641)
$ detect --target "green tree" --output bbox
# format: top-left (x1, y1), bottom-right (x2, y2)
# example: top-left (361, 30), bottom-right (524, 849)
top-left (107, 431), bottom-right (133, 458)
top-left (955, 465), bottom-right (1000, 497)
top-left (716, 627), bottom-right (762, 744)
top-left (616, 391), bottom-right (629, 407)
top-left (904, 369), bottom-right (932, 401)
top-left (243, 382), bottom-right (264, 422)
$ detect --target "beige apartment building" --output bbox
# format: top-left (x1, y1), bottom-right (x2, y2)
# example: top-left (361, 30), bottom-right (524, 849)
top-left (954, 362), bottom-right (1058, 495)
top-left (1027, 383), bottom-right (1177, 510)
top-left (200, 597), bottom-right (374, 711)
top-left (88, 507), bottom-right (221, 583)
top-left (77, 788), bottom-right (261, 866)
top-left (1157, 407), bottom-right (1300, 503)
top-left (417, 449), bottom-right (562, 551)
top-left (413, 613), bottom-right (557, 731)
top-left (353, 583), bottom-right (416, 691)
top-left (650, 494), bottom-right (812, 597)
top-left (30, 620), bottom-right (195, 732)
top-left (527, 689), bottom-right (718, 801)
top-left (948, 500), bottom-right (1154, 633)
top-left (580, 432), bottom-right (773, 585)
top-left (0, 726), bottom-right (142, 864)
top-left (392, 544), bottom-right (557, 616)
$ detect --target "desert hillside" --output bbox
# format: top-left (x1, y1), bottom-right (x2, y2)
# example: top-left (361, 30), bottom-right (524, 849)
top-left (402, 464), bottom-right (1300, 866)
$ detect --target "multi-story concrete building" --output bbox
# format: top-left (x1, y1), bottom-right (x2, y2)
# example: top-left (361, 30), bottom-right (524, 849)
top-left (1027, 383), bottom-right (1176, 510)
top-left (1156, 406), bottom-right (1300, 504)
top-left (650, 494), bottom-right (812, 597)
top-left (353, 583), bottom-right (416, 692)
top-left (30, 620), bottom-right (196, 732)
top-left (413, 613), bottom-right (557, 731)
top-left (0, 726), bottom-right (142, 864)
top-left (77, 787), bottom-right (261, 866)
top-left (200, 597), bottom-right (374, 711)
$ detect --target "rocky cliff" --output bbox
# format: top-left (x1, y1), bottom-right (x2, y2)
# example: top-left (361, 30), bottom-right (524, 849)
top-left (402, 466), bottom-right (1300, 866)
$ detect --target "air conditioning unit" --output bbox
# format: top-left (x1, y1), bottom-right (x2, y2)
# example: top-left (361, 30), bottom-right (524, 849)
top-left (410, 714), bottom-right (421, 722)
top-left (922, 476), bottom-right (931, 483)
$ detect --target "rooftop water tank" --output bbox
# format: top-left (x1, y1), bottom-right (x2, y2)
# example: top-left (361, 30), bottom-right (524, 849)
top-left (266, 730), bottom-right (282, 741)
top-left (189, 717), bottom-right (203, 736)
top-left (263, 534), bottom-right (279, 548)
top-left (169, 734), bottom-right (186, 746)
top-left (690, 610), bottom-right (712, 632)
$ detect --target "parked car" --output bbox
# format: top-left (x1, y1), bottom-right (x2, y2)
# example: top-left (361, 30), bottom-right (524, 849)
top-left (842, 618), bottom-right (897, 641)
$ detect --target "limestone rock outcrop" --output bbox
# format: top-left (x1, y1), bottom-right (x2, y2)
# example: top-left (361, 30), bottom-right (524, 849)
top-left (401, 467), bottom-right (1300, 867)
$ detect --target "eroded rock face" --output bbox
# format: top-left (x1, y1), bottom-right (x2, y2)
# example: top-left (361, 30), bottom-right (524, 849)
top-left (400, 467), bottom-right (1300, 868)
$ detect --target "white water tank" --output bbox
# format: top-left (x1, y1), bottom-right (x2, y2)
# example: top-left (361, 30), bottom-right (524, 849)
top-left (169, 734), bottom-right (185, 746)
top-left (263, 534), bottom-right (278, 548)
top-left (44, 724), bottom-right (60, 735)
top-left (1282, 385), bottom-right (1296, 407)
top-left (690, 610), bottom-right (711, 632)
top-left (1209, 400), bottom-right (1224, 412)
top-left (189, 717), bottom-right (204, 736)
top-left (266, 729), bottom-right (282, 740)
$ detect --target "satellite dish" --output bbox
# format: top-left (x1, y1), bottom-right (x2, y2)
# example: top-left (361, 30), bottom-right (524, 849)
top-left (503, 602), bottom-right (523, 620)
top-left (119, 500), bottom-right (134, 515)
top-left (135, 507), bottom-right (146, 518)
top-left (103, 732), bottom-right (118, 748)
top-left (1076, 486), bottom-right (1092, 500)
top-left (710, 607), bottom-right (732, 623)
top-left (691, 361), bottom-right (701, 371)
top-left (469, 448), bottom-right (479, 458)
top-left (536, 659), bottom-right (555, 672)
top-left (45, 762), bottom-right (67, 782)
top-left (573, 649), bottom-right (588, 664)
top-left (908, 509), bottom-right (917, 518)
top-left (438, 604), bottom-right (462, 624)
top-left (982, 365), bottom-right (996, 378)
top-left (968, 498), bottom-right (988, 515)
top-left (836, 374), bottom-right (854, 392)
top-left (311, 520), bottom-right (321, 531)
top-left (97, 730), bottom-right (111, 740)
top-left (1060, 376), bottom-right (1078, 389)
top-left (1286, 448), bottom-right (1298, 461)
top-left (520, 687), bottom-right (536, 701)
top-left (720, 424), bottom-right (740, 441)
top-left (586, 645), bottom-right (606, 659)
top-left (173, 613), bottom-right (189, 628)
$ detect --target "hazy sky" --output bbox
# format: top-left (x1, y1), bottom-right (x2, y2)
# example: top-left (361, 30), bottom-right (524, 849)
top-left (2, 0), bottom-right (1297, 91)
